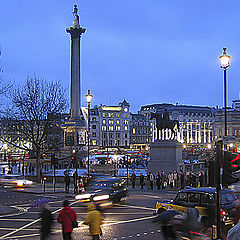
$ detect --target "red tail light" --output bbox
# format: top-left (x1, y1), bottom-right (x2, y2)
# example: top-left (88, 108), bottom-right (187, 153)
top-left (222, 210), bottom-right (227, 216)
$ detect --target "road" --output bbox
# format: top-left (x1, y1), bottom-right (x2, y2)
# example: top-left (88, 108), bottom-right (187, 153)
top-left (0, 187), bottom-right (177, 240)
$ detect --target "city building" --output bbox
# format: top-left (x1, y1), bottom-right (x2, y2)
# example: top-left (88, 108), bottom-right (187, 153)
top-left (139, 103), bottom-right (216, 146)
top-left (90, 100), bottom-right (131, 149)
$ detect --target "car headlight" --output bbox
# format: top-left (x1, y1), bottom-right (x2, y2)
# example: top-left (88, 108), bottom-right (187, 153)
top-left (15, 180), bottom-right (24, 187)
top-left (75, 193), bottom-right (92, 200)
top-left (93, 194), bottom-right (110, 202)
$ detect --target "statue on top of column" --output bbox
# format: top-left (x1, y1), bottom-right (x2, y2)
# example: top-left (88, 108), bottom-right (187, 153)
top-left (72, 4), bottom-right (80, 28)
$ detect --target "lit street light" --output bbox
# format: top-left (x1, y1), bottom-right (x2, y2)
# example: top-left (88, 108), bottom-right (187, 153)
top-left (85, 89), bottom-right (93, 177)
top-left (215, 48), bottom-right (231, 239)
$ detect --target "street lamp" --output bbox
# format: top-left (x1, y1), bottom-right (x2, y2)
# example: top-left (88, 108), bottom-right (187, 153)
top-left (215, 48), bottom-right (231, 240)
top-left (219, 47), bottom-right (231, 138)
top-left (85, 89), bottom-right (93, 177)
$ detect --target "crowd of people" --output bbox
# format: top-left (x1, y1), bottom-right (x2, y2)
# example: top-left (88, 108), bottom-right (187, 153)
top-left (40, 200), bottom-right (103, 240)
top-left (130, 170), bottom-right (206, 190)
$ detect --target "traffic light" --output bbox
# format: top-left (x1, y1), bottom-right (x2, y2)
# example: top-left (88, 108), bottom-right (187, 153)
top-left (222, 151), bottom-right (240, 187)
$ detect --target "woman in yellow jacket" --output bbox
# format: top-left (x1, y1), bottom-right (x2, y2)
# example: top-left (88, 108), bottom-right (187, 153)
top-left (83, 203), bottom-right (103, 240)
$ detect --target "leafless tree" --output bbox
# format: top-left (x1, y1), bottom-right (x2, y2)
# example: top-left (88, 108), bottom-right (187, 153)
top-left (0, 76), bottom-right (68, 182)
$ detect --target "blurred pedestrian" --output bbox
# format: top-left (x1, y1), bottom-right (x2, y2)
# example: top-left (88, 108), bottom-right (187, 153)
top-left (40, 202), bottom-right (53, 240)
top-left (139, 173), bottom-right (145, 189)
top-left (150, 173), bottom-right (154, 189)
top-left (83, 203), bottom-right (103, 240)
top-left (58, 200), bottom-right (77, 240)
top-left (78, 176), bottom-right (85, 193)
top-left (168, 172), bottom-right (174, 189)
top-left (173, 170), bottom-right (178, 189)
top-left (65, 173), bottom-right (70, 193)
top-left (73, 170), bottom-right (78, 194)
top-left (180, 170), bottom-right (185, 189)
top-left (161, 171), bottom-right (167, 189)
top-left (198, 171), bottom-right (204, 187)
top-left (227, 220), bottom-right (240, 240)
top-left (131, 172), bottom-right (136, 188)
top-left (156, 172), bottom-right (161, 189)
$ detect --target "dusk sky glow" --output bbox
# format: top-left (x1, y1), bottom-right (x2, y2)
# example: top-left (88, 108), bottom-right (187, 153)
top-left (1, 1), bottom-right (240, 113)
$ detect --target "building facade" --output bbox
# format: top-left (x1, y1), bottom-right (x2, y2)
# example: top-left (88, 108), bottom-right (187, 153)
top-left (139, 103), bottom-right (216, 145)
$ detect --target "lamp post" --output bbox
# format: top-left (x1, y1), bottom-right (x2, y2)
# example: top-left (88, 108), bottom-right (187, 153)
top-left (216, 48), bottom-right (231, 240)
top-left (85, 90), bottom-right (93, 177)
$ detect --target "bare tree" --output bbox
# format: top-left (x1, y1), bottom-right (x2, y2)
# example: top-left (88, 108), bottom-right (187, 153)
top-left (0, 76), bottom-right (68, 182)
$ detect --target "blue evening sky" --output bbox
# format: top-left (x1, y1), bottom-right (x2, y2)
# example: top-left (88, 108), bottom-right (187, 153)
top-left (0, 0), bottom-right (239, 113)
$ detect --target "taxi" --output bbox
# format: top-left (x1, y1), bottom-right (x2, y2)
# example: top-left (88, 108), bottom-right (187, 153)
top-left (155, 187), bottom-right (239, 227)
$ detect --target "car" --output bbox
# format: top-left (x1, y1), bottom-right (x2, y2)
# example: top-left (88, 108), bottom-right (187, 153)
top-left (155, 187), bottom-right (239, 227)
top-left (0, 174), bottom-right (33, 187)
top-left (75, 177), bottom-right (128, 208)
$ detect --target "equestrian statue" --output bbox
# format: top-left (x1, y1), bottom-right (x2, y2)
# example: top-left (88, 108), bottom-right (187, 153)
top-left (150, 109), bottom-right (180, 140)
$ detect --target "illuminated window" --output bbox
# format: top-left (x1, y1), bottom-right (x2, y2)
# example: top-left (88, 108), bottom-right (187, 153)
top-left (103, 113), bottom-right (105, 117)
top-left (116, 120), bottom-right (120, 124)
top-left (133, 128), bottom-right (136, 134)
top-left (109, 113), bottom-right (114, 118)
top-left (109, 126), bottom-right (114, 131)
top-left (102, 126), bottom-right (107, 131)
top-left (124, 120), bottom-right (129, 125)
top-left (109, 120), bottom-right (114, 125)
top-left (125, 114), bottom-right (128, 118)
top-left (92, 140), bottom-right (97, 146)
top-left (92, 132), bottom-right (96, 137)
top-left (116, 126), bottom-right (121, 131)
top-left (116, 113), bottom-right (120, 118)
top-left (125, 126), bottom-right (128, 131)
top-left (102, 119), bottom-right (106, 124)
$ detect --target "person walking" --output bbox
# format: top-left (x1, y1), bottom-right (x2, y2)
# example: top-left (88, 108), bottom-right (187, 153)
top-left (156, 172), bottom-right (161, 189)
top-left (168, 172), bottom-right (174, 189)
top-left (139, 173), bottom-right (145, 189)
top-left (73, 170), bottom-right (78, 194)
top-left (40, 203), bottom-right (53, 240)
top-left (65, 173), bottom-right (70, 193)
top-left (173, 170), bottom-right (178, 189)
top-left (180, 170), bottom-right (185, 189)
top-left (57, 200), bottom-right (77, 240)
top-left (161, 171), bottom-right (167, 189)
top-left (83, 203), bottom-right (103, 240)
top-left (78, 176), bottom-right (85, 193)
top-left (131, 172), bottom-right (136, 189)
top-left (150, 172), bottom-right (154, 190)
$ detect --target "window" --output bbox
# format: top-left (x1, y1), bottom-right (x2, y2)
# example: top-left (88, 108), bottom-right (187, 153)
top-left (188, 193), bottom-right (200, 204)
top-left (92, 125), bottom-right (96, 129)
top-left (92, 132), bottom-right (96, 137)
top-left (109, 126), bottom-right (114, 131)
top-left (116, 126), bottom-right (121, 131)
top-left (125, 114), bottom-right (128, 118)
top-left (92, 140), bottom-right (97, 146)
top-left (109, 133), bottom-right (113, 139)
top-left (174, 192), bottom-right (187, 203)
top-left (102, 126), bottom-right (107, 131)
top-left (109, 120), bottom-right (114, 125)
top-left (102, 119), bottom-right (106, 124)
top-left (103, 113), bottom-right (105, 117)
top-left (116, 113), bottom-right (120, 118)
top-left (109, 112), bottom-right (114, 118)
top-left (125, 133), bottom-right (128, 138)
top-left (125, 126), bottom-right (128, 131)
top-left (92, 117), bottom-right (96, 121)
top-left (133, 128), bottom-right (136, 134)
top-left (124, 120), bottom-right (129, 125)
top-left (116, 120), bottom-right (120, 124)
top-left (116, 133), bottom-right (120, 139)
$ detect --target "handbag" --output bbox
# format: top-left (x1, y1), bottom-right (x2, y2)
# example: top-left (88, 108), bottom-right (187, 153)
top-left (66, 212), bottom-right (78, 228)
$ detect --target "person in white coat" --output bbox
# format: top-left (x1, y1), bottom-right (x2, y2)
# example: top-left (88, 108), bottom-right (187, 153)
top-left (227, 220), bottom-right (240, 240)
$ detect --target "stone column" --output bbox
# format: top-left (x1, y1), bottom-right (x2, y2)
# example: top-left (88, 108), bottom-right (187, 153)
top-left (66, 5), bottom-right (86, 121)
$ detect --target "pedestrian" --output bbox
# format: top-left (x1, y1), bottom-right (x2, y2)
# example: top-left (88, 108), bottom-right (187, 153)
top-left (139, 173), bottom-right (145, 189)
top-left (168, 172), bottom-right (174, 189)
top-left (161, 171), bottom-right (167, 189)
top-left (131, 172), bottom-right (136, 188)
top-left (180, 170), bottom-right (185, 189)
top-left (150, 172), bottom-right (154, 189)
top-left (192, 173), bottom-right (197, 187)
top-left (198, 171), bottom-right (204, 187)
top-left (57, 200), bottom-right (77, 240)
top-left (227, 219), bottom-right (240, 240)
top-left (65, 173), bottom-right (70, 193)
top-left (40, 202), bottom-right (53, 240)
top-left (147, 172), bottom-right (151, 189)
top-left (156, 172), bottom-right (161, 189)
top-left (73, 170), bottom-right (78, 194)
top-left (83, 203), bottom-right (104, 240)
top-left (173, 170), bottom-right (178, 189)
top-left (78, 176), bottom-right (85, 193)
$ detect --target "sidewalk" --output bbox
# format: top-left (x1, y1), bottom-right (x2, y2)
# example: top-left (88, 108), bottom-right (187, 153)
top-left (0, 205), bottom-right (19, 216)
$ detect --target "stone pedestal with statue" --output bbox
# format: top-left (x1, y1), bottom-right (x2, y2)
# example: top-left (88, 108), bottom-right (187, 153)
top-left (148, 109), bottom-right (183, 174)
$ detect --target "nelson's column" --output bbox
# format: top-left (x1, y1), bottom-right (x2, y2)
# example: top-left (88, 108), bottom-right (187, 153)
top-left (62, 5), bottom-right (86, 153)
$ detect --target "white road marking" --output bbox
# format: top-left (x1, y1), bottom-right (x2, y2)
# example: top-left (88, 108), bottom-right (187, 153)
top-left (116, 204), bottom-right (155, 211)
